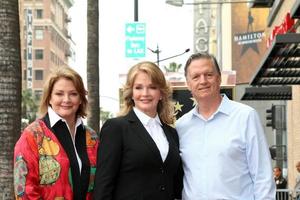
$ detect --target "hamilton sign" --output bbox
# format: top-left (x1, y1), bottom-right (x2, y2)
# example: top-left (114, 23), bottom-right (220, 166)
top-left (234, 31), bottom-right (265, 45)
top-left (234, 30), bottom-right (265, 56)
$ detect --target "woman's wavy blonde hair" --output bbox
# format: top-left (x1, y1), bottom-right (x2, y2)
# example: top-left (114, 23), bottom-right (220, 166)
top-left (39, 66), bottom-right (88, 118)
top-left (119, 61), bottom-right (175, 125)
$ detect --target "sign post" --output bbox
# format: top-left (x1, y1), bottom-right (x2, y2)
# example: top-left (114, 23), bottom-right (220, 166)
top-left (125, 22), bottom-right (146, 58)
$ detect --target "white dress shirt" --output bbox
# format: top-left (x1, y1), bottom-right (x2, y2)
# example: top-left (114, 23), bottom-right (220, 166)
top-left (176, 95), bottom-right (275, 200)
top-left (48, 106), bottom-right (83, 172)
top-left (133, 107), bottom-right (169, 162)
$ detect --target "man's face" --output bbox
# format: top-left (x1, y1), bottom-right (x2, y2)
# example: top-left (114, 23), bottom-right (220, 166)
top-left (296, 162), bottom-right (300, 173)
top-left (273, 167), bottom-right (281, 178)
top-left (186, 58), bottom-right (221, 102)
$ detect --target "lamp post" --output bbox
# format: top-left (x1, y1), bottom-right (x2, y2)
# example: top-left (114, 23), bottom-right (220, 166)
top-left (157, 48), bottom-right (190, 63)
top-left (134, 0), bottom-right (138, 21)
top-left (148, 46), bottom-right (190, 66)
top-left (166, 0), bottom-right (258, 6)
top-left (166, 0), bottom-right (184, 6)
top-left (148, 45), bottom-right (161, 66)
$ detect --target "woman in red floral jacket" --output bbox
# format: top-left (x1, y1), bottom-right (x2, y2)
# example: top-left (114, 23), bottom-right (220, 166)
top-left (14, 66), bottom-right (99, 200)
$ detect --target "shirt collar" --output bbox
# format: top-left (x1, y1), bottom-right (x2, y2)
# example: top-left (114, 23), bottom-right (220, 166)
top-left (191, 94), bottom-right (231, 120)
top-left (217, 94), bottom-right (231, 116)
top-left (133, 107), bottom-right (162, 126)
top-left (48, 106), bottom-right (83, 128)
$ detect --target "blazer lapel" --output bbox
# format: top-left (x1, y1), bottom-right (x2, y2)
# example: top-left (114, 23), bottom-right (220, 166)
top-left (161, 124), bottom-right (177, 164)
top-left (127, 110), bottom-right (163, 163)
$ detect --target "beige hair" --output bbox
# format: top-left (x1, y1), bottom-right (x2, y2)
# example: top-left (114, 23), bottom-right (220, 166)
top-left (119, 61), bottom-right (175, 125)
top-left (39, 66), bottom-right (88, 118)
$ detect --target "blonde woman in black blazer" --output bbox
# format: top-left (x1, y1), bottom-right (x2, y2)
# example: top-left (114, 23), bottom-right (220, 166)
top-left (93, 61), bottom-right (183, 200)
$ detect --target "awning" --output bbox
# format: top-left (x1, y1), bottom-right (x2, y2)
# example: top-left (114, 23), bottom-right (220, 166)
top-left (250, 33), bottom-right (300, 86)
top-left (249, 0), bottom-right (274, 8)
top-left (291, 0), bottom-right (300, 19)
top-left (241, 86), bottom-right (292, 100)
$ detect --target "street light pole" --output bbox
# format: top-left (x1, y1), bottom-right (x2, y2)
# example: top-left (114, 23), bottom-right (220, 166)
top-left (148, 47), bottom-right (190, 66)
top-left (157, 48), bottom-right (190, 63)
top-left (134, 0), bottom-right (138, 21)
top-left (148, 45), bottom-right (161, 66)
top-left (166, 0), bottom-right (258, 6)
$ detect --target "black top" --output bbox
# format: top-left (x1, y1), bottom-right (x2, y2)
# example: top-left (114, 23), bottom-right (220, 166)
top-left (43, 114), bottom-right (90, 200)
top-left (93, 110), bottom-right (183, 200)
top-left (274, 175), bottom-right (287, 189)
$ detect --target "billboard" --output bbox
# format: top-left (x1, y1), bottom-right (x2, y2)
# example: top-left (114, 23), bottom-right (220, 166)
top-left (231, 5), bottom-right (269, 84)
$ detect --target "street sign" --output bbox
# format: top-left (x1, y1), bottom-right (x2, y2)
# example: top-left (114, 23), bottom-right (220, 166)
top-left (125, 22), bottom-right (146, 58)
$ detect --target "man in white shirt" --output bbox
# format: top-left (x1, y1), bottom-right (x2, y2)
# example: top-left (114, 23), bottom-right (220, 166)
top-left (176, 52), bottom-right (276, 200)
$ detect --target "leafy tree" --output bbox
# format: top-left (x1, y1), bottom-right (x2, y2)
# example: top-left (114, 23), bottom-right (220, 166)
top-left (164, 62), bottom-right (182, 72)
top-left (21, 89), bottom-right (38, 123)
top-left (0, 0), bottom-right (22, 198)
top-left (100, 107), bottom-right (113, 126)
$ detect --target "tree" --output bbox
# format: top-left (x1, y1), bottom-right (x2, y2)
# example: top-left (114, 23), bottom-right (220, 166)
top-left (100, 107), bottom-right (113, 128)
top-left (0, 0), bottom-right (22, 198)
top-left (87, 0), bottom-right (100, 133)
top-left (21, 89), bottom-right (38, 123)
top-left (164, 62), bottom-right (182, 72)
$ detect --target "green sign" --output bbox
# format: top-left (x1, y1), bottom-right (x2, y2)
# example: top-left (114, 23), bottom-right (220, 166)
top-left (125, 23), bottom-right (146, 58)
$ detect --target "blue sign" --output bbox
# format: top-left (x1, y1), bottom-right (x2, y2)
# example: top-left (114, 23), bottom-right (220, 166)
top-left (125, 23), bottom-right (146, 58)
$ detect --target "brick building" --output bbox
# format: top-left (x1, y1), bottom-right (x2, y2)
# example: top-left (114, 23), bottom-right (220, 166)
top-left (19, 0), bottom-right (74, 100)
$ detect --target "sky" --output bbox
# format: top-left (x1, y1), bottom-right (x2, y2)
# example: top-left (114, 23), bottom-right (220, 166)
top-left (69, 0), bottom-right (194, 115)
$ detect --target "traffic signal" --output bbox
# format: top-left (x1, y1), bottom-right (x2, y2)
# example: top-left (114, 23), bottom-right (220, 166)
top-left (269, 146), bottom-right (276, 160)
top-left (266, 105), bottom-right (275, 129)
top-left (269, 145), bottom-right (287, 161)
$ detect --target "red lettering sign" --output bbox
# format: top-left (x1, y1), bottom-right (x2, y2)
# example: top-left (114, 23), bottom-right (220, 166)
top-left (267, 12), bottom-right (295, 48)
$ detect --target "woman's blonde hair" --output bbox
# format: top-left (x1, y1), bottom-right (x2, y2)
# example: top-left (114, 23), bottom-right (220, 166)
top-left (119, 61), bottom-right (175, 124)
top-left (39, 66), bottom-right (88, 118)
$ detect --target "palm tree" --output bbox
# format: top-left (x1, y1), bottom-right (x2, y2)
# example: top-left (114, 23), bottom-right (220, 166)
top-left (164, 62), bottom-right (182, 72)
top-left (87, 0), bottom-right (100, 133)
top-left (0, 0), bottom-right (22, 198)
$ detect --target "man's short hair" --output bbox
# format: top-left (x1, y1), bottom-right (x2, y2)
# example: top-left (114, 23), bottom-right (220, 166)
top-left (184, 52), bottom-right (221, 77)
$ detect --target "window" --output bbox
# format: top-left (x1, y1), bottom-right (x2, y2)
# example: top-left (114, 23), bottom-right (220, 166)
top-left (35, 9), bottom-right (43, 19)
top-left (23, 70), bottom-right (27, 80)
top-left (35, 29), bottom-right (43, 40)
top-left (35, 49), bottom-right (43, 60)
top-left (35, 70), bottom-right (43, 80)
top-left (24, 49), bottom-right (27, 60)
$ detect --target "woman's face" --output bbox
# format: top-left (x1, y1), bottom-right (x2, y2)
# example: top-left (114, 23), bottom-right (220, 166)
top-left (132, 71), bottom-right (162, 117)
top-left (49, 78), bottom-right (81, 122)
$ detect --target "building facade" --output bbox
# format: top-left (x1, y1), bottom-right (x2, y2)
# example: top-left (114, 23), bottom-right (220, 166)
top-left (247, 0), bottom-right (300, 190)
top-left (19, 0), bottom-right (74, 100)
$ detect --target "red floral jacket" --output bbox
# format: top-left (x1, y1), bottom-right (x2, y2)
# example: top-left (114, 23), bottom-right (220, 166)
top-left (14, 119), bottom-right (99, 200)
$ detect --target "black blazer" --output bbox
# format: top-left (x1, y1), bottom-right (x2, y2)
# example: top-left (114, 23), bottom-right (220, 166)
top-left (93, 110), bottom-right (182, 200)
